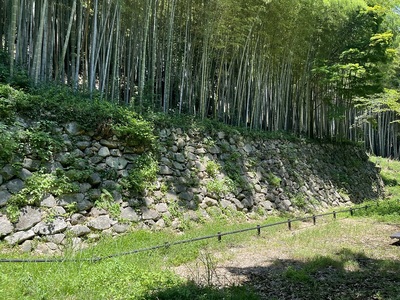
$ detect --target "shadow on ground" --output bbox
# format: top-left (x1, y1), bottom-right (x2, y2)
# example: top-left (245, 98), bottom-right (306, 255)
top-left (146, 248), bottom-right (400, 300)
top-left (225, 248), bottom-right (400, 300)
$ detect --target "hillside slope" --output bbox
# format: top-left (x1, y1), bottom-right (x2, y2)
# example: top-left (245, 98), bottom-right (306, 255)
top-left (0, 84), bottom-right (384, 254)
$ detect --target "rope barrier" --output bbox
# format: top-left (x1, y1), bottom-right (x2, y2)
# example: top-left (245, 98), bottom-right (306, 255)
top-left (0, 205), bottom-right (369, 264)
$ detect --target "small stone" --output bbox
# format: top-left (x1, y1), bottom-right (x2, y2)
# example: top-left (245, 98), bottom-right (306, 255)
top-left (20, 240), bottom-right (33, 253)
top-left (45, 234), bottom-right (66, 245)
top-left (7, 179), bottom-right (24, 194)
top-left (217, 132), bottom-right (226, 139)
top-left (220, 199), bottom-right (233, 209)
top-left (0, 216), bottom-right (13, 237)
top-left (88, 173), bottom-right (102, 187)
top-left (70, 213), bottom-right (87, 225)
top-left (41, 194), bottom-right (57, 208)
top-left (98, 147), bottom-right (110, 157)
top-left (76, 141), bottom-right (91, 150)
top-left (87, 215), bottom-right (112, 230)
top-left (231, 198), bottom-right (244, 210)
top-left (243, 144), bottom-right (253, 153)
top-left (69, 225), bottom-right (91, 237)
top-left (155, 218), bottom-right (166, 229)
top-left (5, 230), bottom-right (35, 245)
top-left (79, 183), bottom-right (92, 193)
top-left (155, 203), bottom-right (168, 213)
top-left (18, 168), bottom-right (33, 181)
top-left (175, 153), bottom-right (186, 163)
top-left (261, 200), bottom-right (274, 210)
top-left (208, 145), bottom-right (220, 154)
top-left (110, 149), bottom-right (122, 157)
top-left (89, 207), bottom-right (108, 217)
top-left (113, 223), bottom-right (129, 233)
top-left (141, 208), bottom-right (160, 220)
top-left (15, 206), bottom-right (42, 231)
top-left (0, 190), bottom-right (12, 207)
top-left (1, 164), bottom-right (17, 180)
top-left (106, 157), bottom-right (128, 170)
top-left (179, 191), bottom-right (194, 201)
top-left (120, 207), bottom-right (139, 222)
top-left (159, 165), bottom-right (173, 175)
top-left (100, 139), bottom-right (118, 149)
top-left (203, 197), bottom-right (218, 207)
top-left (58, 193), bottom-right (85, 206)
top-left (33, 218), bottom-right (69, 235)
top-left (52, 206), bottom-right (66, 215)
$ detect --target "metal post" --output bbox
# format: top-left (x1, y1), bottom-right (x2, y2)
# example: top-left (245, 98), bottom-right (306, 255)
top-left (257, 225), bottom-right (261, 236)
top-left (350, 208), bottom-right (354, 216)
top-left (333, 211), bottom-right (336, 219)
top-left (217, 232), bottom-right (222, 242)
top-left (313, 215), bottom-right (316, 225)
top-left (288, 219), bottom-right (292, 230)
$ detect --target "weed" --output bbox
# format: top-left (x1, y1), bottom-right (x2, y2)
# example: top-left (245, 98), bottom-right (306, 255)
top-left (205, 160), bottom-right (220, 178)
top-left (65, 201), bottom-right (79, 216)
top-left (18, 127), bottom-right (64, 161)
top-left (267, 172), bottom-right (281, 187)
top-left (95, 190), bottom-right (120, 218)
top-left (292, 192), bottom-right (307, 208)
top-left (0, 124), bottom-right (18, 163)
top-left (122, 153), bottom-right (159, 195)
top-left (206, 178), bottom-right (235, 198)
top-left (187, 250), bottom-right (219, 286)
top-left (113, 111), bottom-right (156, 150)
top-left (6, 171), bottom-right (77, 222)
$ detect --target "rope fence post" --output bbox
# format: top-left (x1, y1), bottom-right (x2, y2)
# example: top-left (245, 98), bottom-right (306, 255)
top-left (257, 225), bottom-right (261, 236)
top-left (350, 208), bottom-right (354, 216)
top-left (217, 232), bottom-right (222, 242)
top-left (333, 211), bottom-right (336, 219)
top-left (312, 215), bottom-right (316, 225)
top-left (288, 219), bottom-right (292, 231)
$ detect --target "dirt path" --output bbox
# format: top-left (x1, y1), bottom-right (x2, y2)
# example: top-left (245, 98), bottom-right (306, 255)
top-left (173, 218), bottom-right (400, 299)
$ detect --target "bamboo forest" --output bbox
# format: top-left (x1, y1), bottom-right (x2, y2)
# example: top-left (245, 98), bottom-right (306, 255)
top-left (1, 0), bottom-right (400, 157)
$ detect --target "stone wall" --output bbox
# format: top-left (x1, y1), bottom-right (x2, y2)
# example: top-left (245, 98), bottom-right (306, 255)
top-left (0, 122), bottom-right (384, 254)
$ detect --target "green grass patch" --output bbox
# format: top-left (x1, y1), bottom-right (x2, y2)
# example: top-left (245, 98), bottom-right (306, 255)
top-left (370, 156), bottom-right (400, 200)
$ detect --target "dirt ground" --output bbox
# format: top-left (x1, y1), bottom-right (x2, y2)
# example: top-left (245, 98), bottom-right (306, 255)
top-left (173, 218), bottom-right (400, 299)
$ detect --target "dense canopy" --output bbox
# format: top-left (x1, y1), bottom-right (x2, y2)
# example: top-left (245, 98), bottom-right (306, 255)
top-left (1, 0), bottom-right (400, 156)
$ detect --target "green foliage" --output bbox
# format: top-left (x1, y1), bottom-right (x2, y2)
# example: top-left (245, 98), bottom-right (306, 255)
top-left (292, 193), bottom-right (307, 209)
top-left (206, 178), bottom-right (235, 199)
top-left (122, 153), bottom-right (159, 195)
top-left (64, 202), bottom-right (79, 215)
top-left (267, 172), bottom-right (281, 187)
top-left (113, 110), bottom-right (156, 149)
top-left (0, 125), bottom-right (18, 163)
top-left (95, 190), bottom-right (120, 219)
top-left (205, 160), bottom-right (220, 178)
top-left (354, 199), bottom-right (400, 222)
top-left (6, 172), bottom-right (78, 222)
top-left (18, 125), bottom-right (64, 161)
top-left (370, 155), bottom-right (400, 200)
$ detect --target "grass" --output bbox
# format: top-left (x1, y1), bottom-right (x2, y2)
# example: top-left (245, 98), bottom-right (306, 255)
top-left (0, 215), bottom-right (276, 299)
top-left (1, 203), bottom-right (399, 299)
top-left (370, 156), bottom-right (400, 198)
